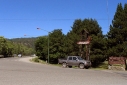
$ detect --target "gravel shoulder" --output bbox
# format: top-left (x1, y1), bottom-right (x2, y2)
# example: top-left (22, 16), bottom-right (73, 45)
top-left (18, 56), bottom-right (36, 63)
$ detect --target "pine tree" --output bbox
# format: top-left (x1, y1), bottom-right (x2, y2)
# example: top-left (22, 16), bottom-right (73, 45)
top-left (66, 19), bottom-right (106, 66)
top-left (107, 3), bottom-right (127, 57)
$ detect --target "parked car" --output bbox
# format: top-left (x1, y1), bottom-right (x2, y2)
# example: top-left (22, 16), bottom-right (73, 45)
top-left (18, 54), bottom-right (22, 57)
top-left (58, 56), bottom-right (91, 69)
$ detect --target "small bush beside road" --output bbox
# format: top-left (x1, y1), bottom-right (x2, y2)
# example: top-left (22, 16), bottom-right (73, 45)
top-left (30, 57), bottom-right (47, 64)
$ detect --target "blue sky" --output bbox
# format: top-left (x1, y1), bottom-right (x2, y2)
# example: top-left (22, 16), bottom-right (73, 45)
top-left (0, 0), bottom-right (127, 39)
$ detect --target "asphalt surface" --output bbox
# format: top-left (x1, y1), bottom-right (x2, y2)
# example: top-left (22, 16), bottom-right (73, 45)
top-left (0, 57), bottom-right (127, 85)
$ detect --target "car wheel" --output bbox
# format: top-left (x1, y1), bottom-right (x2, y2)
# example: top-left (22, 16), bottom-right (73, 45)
top-left (68, 66), bottom-right (72, 68)
top-left (79, 63), bottom-right (84, 69)
top-left (85, 66), bottom-right (89, 69)
top-left (62, 63), bottom-right (67, 68)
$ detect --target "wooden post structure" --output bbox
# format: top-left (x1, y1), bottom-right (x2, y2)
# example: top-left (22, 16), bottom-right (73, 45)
top-left (77, 29), bottom-right (91, 60)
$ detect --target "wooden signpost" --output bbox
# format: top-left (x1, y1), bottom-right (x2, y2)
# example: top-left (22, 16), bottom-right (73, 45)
top-left (108, 56), bottom-right (126, 71)
top-left (77, 29), bottom-right (91, 60)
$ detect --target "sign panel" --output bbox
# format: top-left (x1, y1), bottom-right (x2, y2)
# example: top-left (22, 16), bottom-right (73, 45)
top-left (108, 57), bottom-right (126, 65)
top-left (77, 41), bottom-right (90, 44)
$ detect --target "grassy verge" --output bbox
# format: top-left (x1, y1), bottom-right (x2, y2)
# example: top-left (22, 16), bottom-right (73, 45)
top-left (91, 61), bottom-right (108, 70)
top-left (30, 57), bottom-right (110, 70)
top-left (30, 57), bottom-right (62, 67)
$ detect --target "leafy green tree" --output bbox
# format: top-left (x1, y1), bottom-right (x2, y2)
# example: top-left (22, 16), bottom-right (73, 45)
top-left (0, 37), bottom-right (14, 57)
top-left (35, 29), bottom-right (66, 63)
top-left (107, 3), bottom-right (127, 57)
top-left (0, 36), bottom-right (10, 57)
top-left (49, 29), bottom-right (66, 63)
top-left (35, 36), bottom-right (48, 60)
top-left (6, 41), bottom-right (14, 57)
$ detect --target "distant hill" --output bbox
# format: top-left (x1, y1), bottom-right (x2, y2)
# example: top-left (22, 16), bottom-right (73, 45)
top-left (8, 37), bottom-right (37, 49)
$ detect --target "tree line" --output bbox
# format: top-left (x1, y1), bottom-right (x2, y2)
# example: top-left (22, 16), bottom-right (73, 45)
top-left (35, 3), bottom-right (127, 66)
top-left (0, 37), bottom-right (36, 57)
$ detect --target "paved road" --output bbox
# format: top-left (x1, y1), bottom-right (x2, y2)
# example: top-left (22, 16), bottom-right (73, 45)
top-left (0, 57), bottom-right (127, 85)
